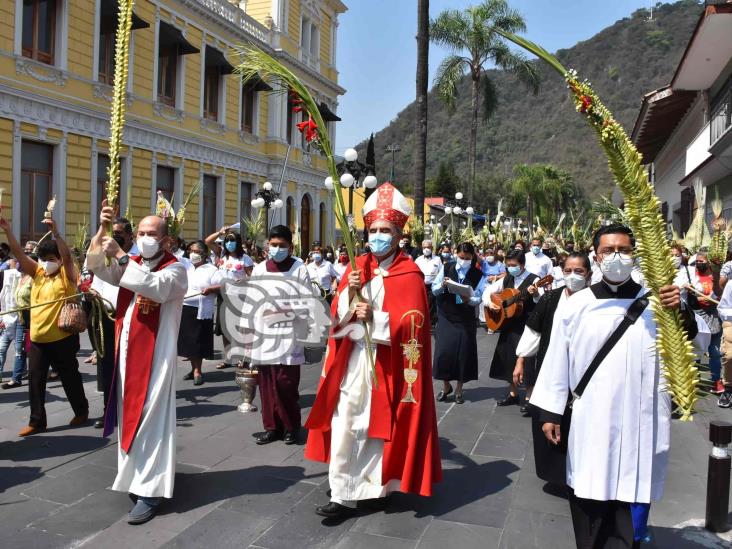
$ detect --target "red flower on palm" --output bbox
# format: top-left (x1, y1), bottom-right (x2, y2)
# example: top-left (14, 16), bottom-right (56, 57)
top-left (297, 117), bottom-right (319, 142)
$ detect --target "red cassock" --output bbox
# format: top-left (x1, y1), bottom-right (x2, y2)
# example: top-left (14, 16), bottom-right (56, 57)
top-left (304, 251), bottom-right (443, 496)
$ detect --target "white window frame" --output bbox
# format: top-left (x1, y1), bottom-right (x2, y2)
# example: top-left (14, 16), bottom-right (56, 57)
top-left (14, 0), bottom-right (68, 69)
top-left (201, 45), bottom-right (227, 124)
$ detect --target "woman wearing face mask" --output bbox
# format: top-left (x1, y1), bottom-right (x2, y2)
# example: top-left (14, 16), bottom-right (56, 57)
top-left (177, 241), bottom-right (218, 386)
top-left (432, 242), bottom-right (486, 404)
top-left (306, 246), bottom-right (339, 302)
top-left (0, 216), bottom-right (89, 436)
top-left (333, 248), bottom-right (349, 281)
top-left (693, 252), bottom-right (724, 394)
top-left (671, 244), bottom-right (702, 309)
top-left (205, 228), bottom-right (254, 369)
top-left (515, 253), bottom-right (591, 419)
top-left (439, 244), bottom-right (453, 264)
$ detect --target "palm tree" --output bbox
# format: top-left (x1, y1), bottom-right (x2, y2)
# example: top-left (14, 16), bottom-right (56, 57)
top-left (509, 164), bottom-right (578, 233)
top-left (431, 0), bottom-right (540, 203)
top-left (414, 0), bottom-right (429, 222)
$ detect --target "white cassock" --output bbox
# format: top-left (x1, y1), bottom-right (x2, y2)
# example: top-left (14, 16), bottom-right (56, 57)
top-left (329, 257), bottom-right (393, 505)
top-left (531, 281), bottom-right (706, 504)
top-left (88, 250), bottom-right (188, 498)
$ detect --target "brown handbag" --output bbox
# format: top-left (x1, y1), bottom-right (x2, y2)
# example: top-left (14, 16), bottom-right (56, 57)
top-left (57, 269), bottom-right (87, 334)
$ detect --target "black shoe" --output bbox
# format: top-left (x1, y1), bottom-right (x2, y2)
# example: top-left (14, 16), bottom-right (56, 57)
top-left (182, 372), bottom-right (194, 381)
top-left (436, 385), bottom-right (453, 402)
top-left (497, 393), bottom-right (520, 407)
top-left (283, 431), bottom-right (297, 445)
top-left (455, 393), bottom-right (464, 404)
top-left (520, 404), bottom-right (531, 417)
top-left (1, 380), bottom-right (22, 389)
top-left (256, 430), bottom-right (282, 445)
top-left (315, 502), bottom-right (355, 519)
top-left (94, 419), bottom-right (104, 429)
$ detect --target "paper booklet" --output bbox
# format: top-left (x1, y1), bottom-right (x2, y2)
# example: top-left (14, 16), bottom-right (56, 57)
top-left (445, 279), bottom-right (474, 298)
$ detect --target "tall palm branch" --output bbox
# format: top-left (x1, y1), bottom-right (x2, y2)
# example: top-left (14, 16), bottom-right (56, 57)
top-left (430, 0), bottom-right (540, 203)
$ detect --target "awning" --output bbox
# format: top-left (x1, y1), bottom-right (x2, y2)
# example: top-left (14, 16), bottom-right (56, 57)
top-left (99, 0), bottom-right (149, 34)
top-left (205, 46), bottom-right (235, 75)
top-left (243, 74), bottom-right (273, 92)
top-left (318, 102), bottom-right (341, 122)
top-left (159, 21), bottom-right (199, 56)
top-left (671, 2), bottom-right (732, 91)
top-left (630, 86), bottom-right (697, 163)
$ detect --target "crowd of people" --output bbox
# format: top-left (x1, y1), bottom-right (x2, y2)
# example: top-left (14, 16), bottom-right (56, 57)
top-left (0, 183), bottom-right (730, 545)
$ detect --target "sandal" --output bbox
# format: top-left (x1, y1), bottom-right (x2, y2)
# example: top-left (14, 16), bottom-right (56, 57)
top-left (215, 363), bottom-right (232, 370)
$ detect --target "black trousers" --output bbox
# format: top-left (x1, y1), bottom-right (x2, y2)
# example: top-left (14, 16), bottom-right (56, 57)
top-left (569, 492), bottom-right (640, 549)
top-left (95, 314), bottom-right (115, 410)
top-left (426, 284), bottom-right (437, 326)
top-left (28, 334), bottom-right (88, 428)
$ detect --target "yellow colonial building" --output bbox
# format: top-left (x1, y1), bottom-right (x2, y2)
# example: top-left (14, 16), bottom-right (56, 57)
top-left (0, 0), bottom-right (346, 254)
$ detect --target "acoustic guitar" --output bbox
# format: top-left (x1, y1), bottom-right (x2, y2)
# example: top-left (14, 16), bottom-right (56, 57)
top-left (485, 274), bottom-right (553, 332)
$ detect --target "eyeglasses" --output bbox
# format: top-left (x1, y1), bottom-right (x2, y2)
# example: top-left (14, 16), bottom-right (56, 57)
top-left (596, 247), bottom-right (634, 259)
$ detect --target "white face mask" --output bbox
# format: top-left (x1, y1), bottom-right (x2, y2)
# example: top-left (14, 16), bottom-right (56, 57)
top-left (671, 256), bottom-right (682, 269)
top-left (600, 253), bottom-right (634, 283)
top-left (456, 258), bottom-right (472, 270)
top-left (189, 252), bottom-right (203, 265)
top-left (423, 248), bottom-right (432, 257)
top-left (138, 235), bottom-right (161, 259)
top-left (564, 273), bottom-right (587, 293)
top-left (40, 260), bottom-right (60, 276)
top-left (486, 255), bottom-right (495, 263)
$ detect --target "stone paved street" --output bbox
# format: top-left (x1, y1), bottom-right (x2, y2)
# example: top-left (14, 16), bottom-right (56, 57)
top-left (1, 332), bottom-right (730, 548)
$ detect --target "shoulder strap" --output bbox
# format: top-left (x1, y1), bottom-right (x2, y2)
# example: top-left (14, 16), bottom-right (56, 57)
top-left (571, 291), bottom-right (651, 405)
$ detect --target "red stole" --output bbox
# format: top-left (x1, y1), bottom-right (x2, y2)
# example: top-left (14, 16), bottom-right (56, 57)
top-left (304, 252), bottom-right (442, 496)
top-left (113, 252), bottom-right (178, 453)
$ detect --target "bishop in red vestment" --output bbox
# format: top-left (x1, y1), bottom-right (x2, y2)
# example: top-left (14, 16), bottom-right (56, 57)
top-left (305, 183), bottom-right (442, 519)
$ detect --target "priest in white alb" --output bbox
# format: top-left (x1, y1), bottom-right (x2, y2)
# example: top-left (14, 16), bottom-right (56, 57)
top-left (530, 224), bottom-right (706, 548)
top-left (87, 202), bottom-right (187, 525)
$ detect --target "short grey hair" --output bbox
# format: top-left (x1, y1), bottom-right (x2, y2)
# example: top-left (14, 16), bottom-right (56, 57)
top-left (422, 239), bottom-right (433, 247)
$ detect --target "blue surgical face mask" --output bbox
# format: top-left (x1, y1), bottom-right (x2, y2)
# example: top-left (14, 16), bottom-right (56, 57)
top-left (312, 253), bottom-right (322, 263)
top-left (531, 245), bottom-right (541, 255)
top-left (269, 246), bottom-right (289, 263)
top-left (441, 252), bottom-right (451, 259)
top-left (368, 232), bottom-right (393, 256)
top-left (225, 241), bottom-right (237, 253)
top-left (507, 265), bottom-right (522, 277)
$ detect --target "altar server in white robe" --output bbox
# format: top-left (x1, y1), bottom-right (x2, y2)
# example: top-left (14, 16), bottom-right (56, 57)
top-left (88, 203), bottom-right (187, 525)
top-left (531, 224), bottom-right (703, 549)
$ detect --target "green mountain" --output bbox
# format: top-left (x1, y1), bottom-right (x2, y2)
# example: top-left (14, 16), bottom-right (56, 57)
top-left (359, 0), bottom-right (702, 202)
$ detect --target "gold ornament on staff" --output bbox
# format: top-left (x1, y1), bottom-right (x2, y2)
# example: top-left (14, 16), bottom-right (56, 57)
top-left (106, 0), bottom-right (135, 217)
top-left (44, 195), bottom-right (57, 219)
top-left (400, 310), bottom-right (424, 404)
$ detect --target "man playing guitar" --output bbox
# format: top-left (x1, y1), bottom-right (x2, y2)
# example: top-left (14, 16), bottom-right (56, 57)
top-left (482, 249), bottom-right (544, 410)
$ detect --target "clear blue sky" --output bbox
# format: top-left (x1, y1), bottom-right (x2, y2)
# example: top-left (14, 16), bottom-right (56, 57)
top-left (334, 0), bottom-right (656, 154)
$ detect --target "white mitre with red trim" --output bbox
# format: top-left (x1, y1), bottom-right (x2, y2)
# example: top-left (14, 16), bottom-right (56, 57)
top-left (362, 182), bottom-right (411, 229)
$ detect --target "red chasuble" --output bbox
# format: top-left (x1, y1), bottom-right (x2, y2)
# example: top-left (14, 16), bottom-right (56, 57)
top-left (304, 252), bottom-right (442, 496)
top-left (104, 252), bottom-right (178, 453)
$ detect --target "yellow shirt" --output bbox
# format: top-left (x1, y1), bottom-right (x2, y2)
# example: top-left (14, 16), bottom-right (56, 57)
top-left (30, 265), bottom-right (76, 343)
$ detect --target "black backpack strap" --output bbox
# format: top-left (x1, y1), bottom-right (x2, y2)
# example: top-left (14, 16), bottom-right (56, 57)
top-left (570, 291), bottom-right (651, 406)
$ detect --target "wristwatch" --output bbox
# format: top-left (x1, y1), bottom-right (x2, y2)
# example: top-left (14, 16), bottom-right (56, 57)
top-left (117, 254), bottom-right (130, 266)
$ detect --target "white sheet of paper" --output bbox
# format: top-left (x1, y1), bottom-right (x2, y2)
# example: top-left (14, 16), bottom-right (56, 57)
top-left (445, 279), bottom-right (474, 298)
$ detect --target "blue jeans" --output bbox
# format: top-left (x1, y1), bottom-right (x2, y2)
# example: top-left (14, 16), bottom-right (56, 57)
top-left (709, 331), bottom-right (722, 382)
top-left (0, 322), bottom-right (26, 383)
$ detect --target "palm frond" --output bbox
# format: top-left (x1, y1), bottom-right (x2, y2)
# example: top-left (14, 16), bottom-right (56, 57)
top-left (241, 209), bottom-right (266, 243)
top-left (494, 28), bottom-right (699, 420)
top-left (430, 9), bottom-right (470, 51)
top-left (433, 55), bottom-right (467, 113)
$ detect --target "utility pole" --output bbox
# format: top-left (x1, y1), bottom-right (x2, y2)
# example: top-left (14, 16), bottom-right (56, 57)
top-left (386, 144), bottom-right (401, 182)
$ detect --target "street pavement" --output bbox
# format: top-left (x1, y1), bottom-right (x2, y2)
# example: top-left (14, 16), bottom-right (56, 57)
top-left (0, 332), bottom-right (731, 549)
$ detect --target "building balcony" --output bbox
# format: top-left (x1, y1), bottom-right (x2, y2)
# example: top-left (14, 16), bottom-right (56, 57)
top-left (184, 0), bottom-right (270, 45)
top-left (710, 85), bottom-right (731, 147)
